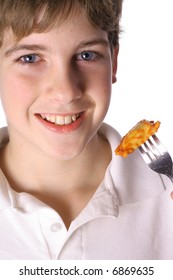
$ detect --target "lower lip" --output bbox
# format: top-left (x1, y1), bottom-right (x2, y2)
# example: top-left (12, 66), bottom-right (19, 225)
top-left (35, 113), bottom-right (84, 133)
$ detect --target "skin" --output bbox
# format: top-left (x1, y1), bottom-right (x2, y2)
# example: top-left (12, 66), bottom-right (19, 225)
top-left (0, 7), bottom-right (118, 228)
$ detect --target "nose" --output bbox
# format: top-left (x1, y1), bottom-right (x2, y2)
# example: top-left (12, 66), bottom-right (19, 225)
top-left (45, 65), bottom-right (83, 104)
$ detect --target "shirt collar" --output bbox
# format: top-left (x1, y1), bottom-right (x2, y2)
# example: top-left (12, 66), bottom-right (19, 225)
top-left (69, 180), bottom-right (119, 233)
top-left (0, 169), bottom-right (46, 212)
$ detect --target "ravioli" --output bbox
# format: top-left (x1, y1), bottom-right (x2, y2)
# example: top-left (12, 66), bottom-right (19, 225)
top-left (115, 120), bottom-right (161, 158)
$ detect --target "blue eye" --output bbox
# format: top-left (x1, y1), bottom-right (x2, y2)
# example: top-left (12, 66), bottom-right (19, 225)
top-left (77, 51), bottom-right (97, 61)
top-left (20, 54), bottom-right (39, 63)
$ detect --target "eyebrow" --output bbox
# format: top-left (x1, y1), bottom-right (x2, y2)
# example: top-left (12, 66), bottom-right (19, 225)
top-left (77, 39), bottom-right (109, 49)
top-left (4, 39), bottom-right (109, 57)
top-left (4, 44), bottom-right (48, 57)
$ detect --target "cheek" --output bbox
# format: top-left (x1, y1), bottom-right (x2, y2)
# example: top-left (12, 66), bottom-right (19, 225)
top-left (93, 72), bottom-right (112, 103)
top-left (85, 64), bottom-right (112, 94)
top-left (93, 68), bottom-right (112, 117)
top-left (0, 73), bottom-right (38, 123)
top-left (0, 73), bottom-right (37, 106)
top-left (90, 76), bottom-right (112, 122)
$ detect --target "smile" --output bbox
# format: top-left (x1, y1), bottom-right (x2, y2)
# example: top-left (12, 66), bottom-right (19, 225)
top-left (40, 113), bottom-right (82, 126)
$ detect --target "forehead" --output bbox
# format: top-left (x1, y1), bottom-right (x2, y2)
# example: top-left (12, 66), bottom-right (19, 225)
top-left (1, 1), bottom-right (98, 43)
top-left (1, 6), bottom-right (108, 53)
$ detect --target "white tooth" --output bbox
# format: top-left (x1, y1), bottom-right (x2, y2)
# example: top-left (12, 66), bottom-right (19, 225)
top-left (49, 115), bottom-right (56, 123)
top-left (65, 115), bottom-right (72, 125)
top-left (55, 115), bottom-right (65, 125)
top-left (46, 115), bottom-right (52, 122)
top-left (41, 114), bottom-right (79, 125)
top-left (72, 115), bottom-right (77, 122)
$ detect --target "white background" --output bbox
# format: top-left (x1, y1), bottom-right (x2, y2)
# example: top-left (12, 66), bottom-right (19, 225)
top-left (105, 0), bottom-right (173, 156)
top-left (0, 0), bottom-right (173, 155)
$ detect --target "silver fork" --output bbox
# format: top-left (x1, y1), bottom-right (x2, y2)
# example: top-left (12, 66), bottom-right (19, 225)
top-left (138, 134), bottom-right (173, 183)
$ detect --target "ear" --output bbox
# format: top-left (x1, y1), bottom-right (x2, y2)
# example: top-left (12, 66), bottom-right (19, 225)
top-left (112, 47), bottom-right (119, 84)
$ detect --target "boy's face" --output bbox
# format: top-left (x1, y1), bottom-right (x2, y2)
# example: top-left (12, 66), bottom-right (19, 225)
top-left (0, 7), bottom-right (118, 160)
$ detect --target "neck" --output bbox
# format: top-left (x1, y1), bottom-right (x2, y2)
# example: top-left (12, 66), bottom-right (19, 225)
top-left (0, 131), bottom-right (111, 195)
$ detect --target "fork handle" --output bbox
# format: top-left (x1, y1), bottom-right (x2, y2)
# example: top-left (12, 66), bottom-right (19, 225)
top-left (168, 170), bottom-right (173, 183)
top-left (168, 175), bottom-right (173, 183)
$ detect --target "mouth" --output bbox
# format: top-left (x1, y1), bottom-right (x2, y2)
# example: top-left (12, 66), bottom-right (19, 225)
top-left (38, 112), bottom-right (83, 126)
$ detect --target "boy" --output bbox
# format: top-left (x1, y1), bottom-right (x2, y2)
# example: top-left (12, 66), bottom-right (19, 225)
top-left (0, 0), bottom-right (173, 259)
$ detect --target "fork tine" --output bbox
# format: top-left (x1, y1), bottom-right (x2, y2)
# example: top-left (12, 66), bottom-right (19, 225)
top-left (138, 145), bottom-right (153, 163)
top-left (143, 142), bottom-right (157, 161)
top-left (139, 134), bottom-right (173, 183)
top-left (146, 138), bottom-right (161, 157)
top-left (152, 134), bottom-right (167, 155)
top-left (139, 134), bottom-right (166, 162)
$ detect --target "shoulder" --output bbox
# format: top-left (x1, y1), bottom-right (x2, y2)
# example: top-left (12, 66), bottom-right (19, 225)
top-left (99, 122), bottom-right (122, 151)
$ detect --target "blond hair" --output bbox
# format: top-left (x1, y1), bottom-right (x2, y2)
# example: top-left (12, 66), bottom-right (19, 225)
top-left (0, 0), bottom-right (123, 49)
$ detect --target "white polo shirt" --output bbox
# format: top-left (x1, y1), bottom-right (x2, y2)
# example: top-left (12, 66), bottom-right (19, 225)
top-left (0, 123), bottom-right (173, 260)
